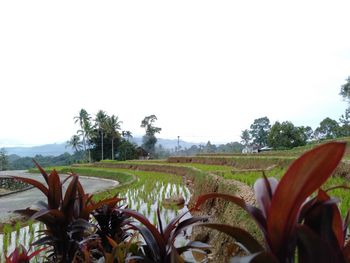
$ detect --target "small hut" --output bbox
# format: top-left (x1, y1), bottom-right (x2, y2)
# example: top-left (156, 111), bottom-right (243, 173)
top-left (136, 147), bottom-right (150, 160)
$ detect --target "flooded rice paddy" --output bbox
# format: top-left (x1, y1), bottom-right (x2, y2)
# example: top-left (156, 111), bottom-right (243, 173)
top-left (0, 171), bottom-right (191, 261)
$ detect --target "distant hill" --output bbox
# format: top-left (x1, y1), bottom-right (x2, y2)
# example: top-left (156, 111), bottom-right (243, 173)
top-left (132, 137), bottom-right (201, 149)
top-left (4, 143), bottom-right (74, 157)
top-left (3, 138), bottom-right (201, 157)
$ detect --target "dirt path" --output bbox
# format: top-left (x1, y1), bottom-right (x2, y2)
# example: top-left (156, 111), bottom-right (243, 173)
top-left (0, 170), bottom-right (119, 224)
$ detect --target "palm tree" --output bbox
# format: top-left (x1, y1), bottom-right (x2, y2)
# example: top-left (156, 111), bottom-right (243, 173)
top-left (122, 130), bottom-right (133, 142)
top-left (84, 120), bottom-right (94, 163)
top-left (105, 115), bottom-right (122, 160)
top-left (66, 135), bottom-right (83, 153)
top-left (74, 109), bottom-right (91, 162)
top-left (95, 110), bottom-right (108, 160)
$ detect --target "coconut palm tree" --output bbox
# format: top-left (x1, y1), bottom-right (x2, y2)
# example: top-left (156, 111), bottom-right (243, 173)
top-left (122, 130), bottom-right (133, 142)
top-left (74, 109), bottom-right (92, 162)
top-left (66, 135), bottom-right (83, 153)
top-left (105, 115), bottom-right (122, 160)
top-left (94, 110), bottom-right (108, 160)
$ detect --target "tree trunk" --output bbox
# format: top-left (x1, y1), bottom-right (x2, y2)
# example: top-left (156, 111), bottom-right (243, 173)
top-left (111, 138), bottom-right (114, 160)
top-left (101, 130), bottom-right (104, 160)
top-left (83, 135), bottom-right (88, 162)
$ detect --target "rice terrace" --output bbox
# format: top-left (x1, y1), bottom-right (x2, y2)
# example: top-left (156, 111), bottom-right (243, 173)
top-left (0, 135), bottom-right (350, 262)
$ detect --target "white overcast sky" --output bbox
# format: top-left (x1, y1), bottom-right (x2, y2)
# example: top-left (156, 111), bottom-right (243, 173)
top-left (0, 0), bottom-right (349, 147)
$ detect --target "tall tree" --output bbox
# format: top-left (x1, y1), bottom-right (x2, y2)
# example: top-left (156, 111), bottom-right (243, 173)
top-left (314, 117), bottom-right (340, 140)
top-left (94, 110), bottom-right (108, 161)
top-left (66, 135), bottom-right (83, 153)
top-left (340, 76), bottom-right (350, 102)
top-left (339, 108), bottom-right (350, 137)
top-left (0, 148), bottom-right (8, 171)
top-left (298, 126), bottom-right (314, 142)
top-left (140, 115), bottom-right (161, 156)
top-left (268, 121), bottom-right (307, 149)
top-left (74, 109), bottom-right (92, 162)
top-left (122, 130), bottom-right (133, 142)
top-left (249, 117), bottom-right (271, 147)
top-left (240, 129), bottom-right (251, 146)
top-left (105, 115), bottom-right (122, 160)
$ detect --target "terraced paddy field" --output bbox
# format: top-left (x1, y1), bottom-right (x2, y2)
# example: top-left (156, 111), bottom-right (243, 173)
top-left (3, 139), bottom-right (350, 262)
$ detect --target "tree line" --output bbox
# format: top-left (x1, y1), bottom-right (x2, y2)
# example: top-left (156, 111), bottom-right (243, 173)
top-left (67, 110), bottom-right (162, 162)
top-left (241, 77), bottom-right (350, 150)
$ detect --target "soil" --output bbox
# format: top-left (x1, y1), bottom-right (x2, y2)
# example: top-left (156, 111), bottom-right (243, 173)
top-left (189, 172), bottom-right (257, 263)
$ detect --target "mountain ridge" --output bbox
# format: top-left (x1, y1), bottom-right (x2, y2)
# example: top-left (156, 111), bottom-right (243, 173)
top-left (3, 138), bottom-right (202, 157)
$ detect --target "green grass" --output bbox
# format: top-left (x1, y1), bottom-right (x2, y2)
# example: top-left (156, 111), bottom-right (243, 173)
top-left (28, 165), bottom-right (135, 185)
top-left (156, 161), bottom-right (350, 217)
top-left (29, 156), bottom-right (350, 217)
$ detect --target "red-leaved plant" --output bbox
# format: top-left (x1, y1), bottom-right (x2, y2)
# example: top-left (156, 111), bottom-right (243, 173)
top-left (5, 245), bottom-right (47, 263)
top-left (117, 207), bottom-right (210, 262)
top-left (193, 142), bottom-right (350, 263)
top-left (13, 161), bottom-right (121, 262)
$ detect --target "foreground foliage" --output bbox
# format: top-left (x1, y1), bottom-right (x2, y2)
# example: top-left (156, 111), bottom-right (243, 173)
top-left (194, 142), bottom-right (350, 262)
top-left (12, 162), bottom-right (207, 262)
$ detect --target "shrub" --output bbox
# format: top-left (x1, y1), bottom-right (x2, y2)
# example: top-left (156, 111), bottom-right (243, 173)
top-left (14, 161), bottom-right (122, 262)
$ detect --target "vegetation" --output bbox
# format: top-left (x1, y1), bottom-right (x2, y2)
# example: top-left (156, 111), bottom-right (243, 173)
top-left (194, 142), bottom-right (350, 262)
top-left (7, 151), bottom-right (85, 170)
top-left (11, 162), bottom-right (208, 262)
top-left (249, 116), bottom-right (271, 147)
top-left (2, 141), bottom-right (350, 262)
top-left (74, 108), bottom-right (92, 162)
top-left (0, 148), bottom-right (9, 171)
top-left (104, 114), bottom-right (123, 160)
top-left (268, 121), bottom-right (308, 149)
top-left (94, 110), bottom-right (108, 161)
top-left (141, 114), bottom-right (162, 156)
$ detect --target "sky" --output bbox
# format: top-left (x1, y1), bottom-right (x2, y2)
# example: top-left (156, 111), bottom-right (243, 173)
top-left (0, 0), bottom-right (349, 147)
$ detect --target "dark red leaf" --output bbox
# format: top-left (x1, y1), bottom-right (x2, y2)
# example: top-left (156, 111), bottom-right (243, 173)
top-left (118, 209), bottom-right (165, 254)
top-left (15, 208), bottom-right (38, 218)
top-left (297, 225), bottom-right (346, 263)
top-left (47, 170), bottom-right (62, 209)
top-left (62, 175), bottom-right (78, 216)
top-left (230, 252), bottom-right (278, 263)
top-left (343, 241), bottom-right (350, 262)
top-left (343, 210), bottom-right (350, 240)
top-left (199, 223), bottom-right (263, 253)
top-left (163, 210), bottom-right (191, 242)
top-left (28, 247), bottom-right (48, 259)
top-left (172, 216), bottom-right (208, 242)
top-left (128, 224), bottom-right (162, 261)
top-left (267, 142), bottom-right (346, 257)
top-left (13, 176), bottom-right (48, 197)
top-left (301, 190), bottom-right (344, 249)
top-left (193, 193), bottom-right (267, 236)
top-left (177, 241), bottom-right (211, 254)
top-left (33, 159), bottom-right (49, 184)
